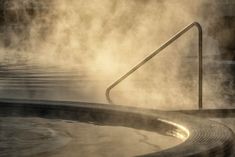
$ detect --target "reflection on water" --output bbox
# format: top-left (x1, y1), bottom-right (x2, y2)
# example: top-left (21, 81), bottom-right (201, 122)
top-left (0, 117), bottom-right (182, 157)
top-left (0, 61), bottom-right (108, 103)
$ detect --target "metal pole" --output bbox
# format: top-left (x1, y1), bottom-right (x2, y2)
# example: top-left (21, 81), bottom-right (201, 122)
top-left (106, 22), bottom-right (203, 110)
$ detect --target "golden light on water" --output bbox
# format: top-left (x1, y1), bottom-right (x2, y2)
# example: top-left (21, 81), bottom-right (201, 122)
top-left (158, 119), bottom-right (190, 140)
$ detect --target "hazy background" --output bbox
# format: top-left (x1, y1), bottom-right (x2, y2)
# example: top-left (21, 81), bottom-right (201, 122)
top-left (0, 0), bottom-right (234, 110)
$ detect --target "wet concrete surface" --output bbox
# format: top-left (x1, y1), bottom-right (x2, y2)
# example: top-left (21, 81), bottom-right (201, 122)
top-left (211, 117), bottom-right (235, 157)
top-left (212, 118), bottom-right (235, 133)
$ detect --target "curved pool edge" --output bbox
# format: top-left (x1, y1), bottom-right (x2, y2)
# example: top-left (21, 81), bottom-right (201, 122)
top-left (0, 99), bottom-right (234, 157)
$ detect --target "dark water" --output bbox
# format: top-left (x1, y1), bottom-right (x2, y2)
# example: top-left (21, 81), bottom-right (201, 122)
top-left (0, 61), bottom-right (108, 103)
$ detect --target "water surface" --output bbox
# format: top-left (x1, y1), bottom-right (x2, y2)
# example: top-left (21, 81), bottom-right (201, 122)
top-left (0, 117), bottom-right (182, 157)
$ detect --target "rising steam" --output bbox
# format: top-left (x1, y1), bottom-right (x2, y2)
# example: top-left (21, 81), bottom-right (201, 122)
top-left (0, 0), bottom-right (232, 110)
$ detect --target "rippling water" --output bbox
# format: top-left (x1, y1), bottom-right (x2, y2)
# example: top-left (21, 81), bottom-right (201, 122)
top-left (0, 61), bottom-right (108, 103)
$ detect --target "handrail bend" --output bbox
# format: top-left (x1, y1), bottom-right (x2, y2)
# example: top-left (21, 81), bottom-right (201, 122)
top-left (106, 22), bottom-right (203, 109)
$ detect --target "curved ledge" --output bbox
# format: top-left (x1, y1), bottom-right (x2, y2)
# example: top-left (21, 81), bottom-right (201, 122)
top-left (0, 99), bottom-right (234, 157)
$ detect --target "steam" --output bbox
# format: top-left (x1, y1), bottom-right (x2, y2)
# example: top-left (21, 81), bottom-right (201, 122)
top-left (0, 0), bottom-right (233, 110)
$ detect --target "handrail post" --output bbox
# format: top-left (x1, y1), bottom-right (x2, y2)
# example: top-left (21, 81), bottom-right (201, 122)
top-left (106, 22), bottom-right (203, 110)
top-left (197, 23), bottom-right (203, 110)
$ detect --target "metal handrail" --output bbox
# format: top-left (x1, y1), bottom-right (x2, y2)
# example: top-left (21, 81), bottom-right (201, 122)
top-left (106, 22), bottom-right (203, 109)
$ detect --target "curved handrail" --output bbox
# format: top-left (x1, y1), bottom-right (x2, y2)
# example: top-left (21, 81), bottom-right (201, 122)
top-left (106, 22), bottom-right (203, 109)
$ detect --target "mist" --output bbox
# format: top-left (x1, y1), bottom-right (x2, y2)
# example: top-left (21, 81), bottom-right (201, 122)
top-left (0, 0), bottom-right (233, 110)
